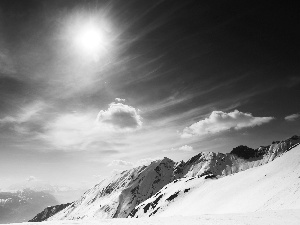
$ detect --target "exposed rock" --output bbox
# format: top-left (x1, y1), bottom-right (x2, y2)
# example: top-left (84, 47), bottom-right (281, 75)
top-left (29, 203), bottom-right (71, 222)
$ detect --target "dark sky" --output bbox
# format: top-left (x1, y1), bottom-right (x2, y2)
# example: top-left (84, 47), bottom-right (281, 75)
top-left (0, 0), bottom-right (299, 188)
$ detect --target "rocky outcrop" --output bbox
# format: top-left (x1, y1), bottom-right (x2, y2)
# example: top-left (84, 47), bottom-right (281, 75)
top-left (29, 203), bottom-right (71, 222)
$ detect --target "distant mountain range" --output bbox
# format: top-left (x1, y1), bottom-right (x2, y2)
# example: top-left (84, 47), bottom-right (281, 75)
top-left (0, 180), bottom-right (85, 223)
top-left (7, 180), bottom-right (79, 194)
top-left (0, 189), bottom-right (58, 224)
top-left (30, 135), bottom-right (300, 221)
top-left (4, 180), bottom-right (85, 204)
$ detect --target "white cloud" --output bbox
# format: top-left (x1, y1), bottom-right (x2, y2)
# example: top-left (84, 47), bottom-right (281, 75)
top-left (26, 176), bottom-right (37, 182)
top-left (285, 113), bottom-right (300, 122)
top-left (163, 145), bottom-right (194, 152)
top-left (97, 102), bottom-right (142, 130)
top-left (178, 145), bottom-right (194, 151)
top-left (108, 160), bottom-right (134, 167)
top-left (108, 158), bottom-right (161, 168)
top-left (181, 110), bottom-right (274, 138)
top-left (115, 98), bottom-right (126, 102)
top-left (135, 158), bottom-right (160, 166)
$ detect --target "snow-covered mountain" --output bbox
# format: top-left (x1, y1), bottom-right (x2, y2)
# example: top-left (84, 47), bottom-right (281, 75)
top-left (43, 135), bottom-right (300, 221)
top-left (48, 158), bottom-right (175, 220)
top-left (28, 203), bottom-right (71, 222)
top-left (129, 140), bottom-right (300, 217)
top-left (174, 135), bottom-right (300, 178)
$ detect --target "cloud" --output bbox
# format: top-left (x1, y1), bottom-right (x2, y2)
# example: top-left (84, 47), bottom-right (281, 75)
top-left (0, 101), bottom-right (46, 125)
top-left (97, 102), bottom-right (142, 130)
top-left (178, 145), bottom-right (194, 151)
top-left (40, 112), bottom-right (99, 150)
top-left (0, 51), bottom-right (16, 75)
top-left (163, 145), bottom-right (194, 152)
top-left (26, 176), bottom-right (37, 182)
top-left (115, 98), bottom-right (126, 102)
top-left (181, 110), bottom-right (274, 138)
top-left (108, 160), bottom-right (134, 167)
top-left (0, 101), bottom-right (47, 134)
top-left (285, 113), bottom-right (300, 122)
top-left (108, 158), bottom-right (161, 168)
top-left (35, 102), bottom-right (142, 150)
top-left (135, 158), bottom-right (160, 166)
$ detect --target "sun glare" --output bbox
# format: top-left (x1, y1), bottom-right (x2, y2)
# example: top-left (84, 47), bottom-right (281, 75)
top-left (73, 22), bottom-right (107, 58)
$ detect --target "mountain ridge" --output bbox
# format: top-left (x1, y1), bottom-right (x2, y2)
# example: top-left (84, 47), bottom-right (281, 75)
top-left (129, 140), bottom-right (300, 217)
top-left (32, 135), bottom-right (300, 221)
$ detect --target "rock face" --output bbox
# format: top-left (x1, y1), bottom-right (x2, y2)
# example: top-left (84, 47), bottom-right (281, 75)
top-left (45, 135), bottom-right (300, 221)
top-left (28, 203), bottom-right (71, 222)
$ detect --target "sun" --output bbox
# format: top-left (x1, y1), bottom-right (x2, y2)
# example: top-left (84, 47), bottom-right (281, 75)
top-left (73, 22), bottom-right (107, 57)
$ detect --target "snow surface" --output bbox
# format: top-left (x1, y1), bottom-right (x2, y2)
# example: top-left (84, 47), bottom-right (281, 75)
top-left (129, 144), bottom-right (300, 217)
top-left (8, 209), bottom-right (300, 225)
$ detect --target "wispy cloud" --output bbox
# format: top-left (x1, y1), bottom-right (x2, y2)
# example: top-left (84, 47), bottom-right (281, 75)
top-left (0, 101), bottom-right (47, 134)
top-left (0, 101), bottom-right (46, 124)
top-left (163, 144), bottom-right (194, 152)
top-left (108, 160), bottom-right (134, 167)
top-left (285, 113), bottom-right (300, 122)
top-left (181, 110), bottom-right (274, 138)
top-left (38, 102), bottom-right (142, 151)
top-left (108, 157), bottom-right (161, 168)
top-left (0, 51), bottom-right (16, 75)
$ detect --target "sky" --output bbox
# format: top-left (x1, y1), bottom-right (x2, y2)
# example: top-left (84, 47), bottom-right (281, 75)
top-left (0, 0), bottom-right (299, 189)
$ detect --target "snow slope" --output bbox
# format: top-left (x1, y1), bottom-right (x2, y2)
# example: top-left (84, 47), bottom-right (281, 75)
top-left (129, 143), bottom-right (300, 217)
top-left (8, 209), bottom-right (300, 225)
top-left (48, 158), bottom-right (175, 220)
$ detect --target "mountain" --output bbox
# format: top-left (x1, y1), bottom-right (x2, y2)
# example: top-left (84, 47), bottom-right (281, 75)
top-left (174, 135), bottom-right (300, 178)
top-left (41, 135), bottom-right (300, 221)
top-left (129, 140), bottom-right (300, 217)
top-left (48, 158), bottom-right (175, 220)
top-left (28, 203), bottom-right (71, 222)
top-left (0, 189), bottom-right (59, 224)
top-left (7, 181), bottom-right (84, 204)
